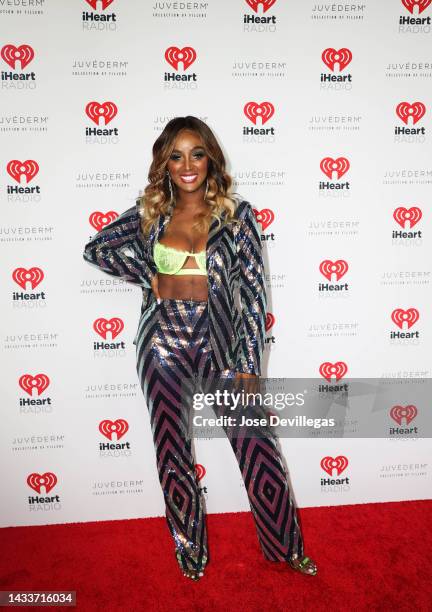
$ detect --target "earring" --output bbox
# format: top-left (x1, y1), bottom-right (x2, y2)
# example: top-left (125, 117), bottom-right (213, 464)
top-left (204, 178), bottom-right (209, 200)
top-left (166, 170), bottom-right (174, 201)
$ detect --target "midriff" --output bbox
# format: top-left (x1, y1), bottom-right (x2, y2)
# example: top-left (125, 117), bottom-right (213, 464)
top-left (157, 272), bottom-right (208, 301)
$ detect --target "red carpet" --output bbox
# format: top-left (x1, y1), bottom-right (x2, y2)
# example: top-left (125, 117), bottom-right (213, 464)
top-left (1, 500), bottom-right (430, 611)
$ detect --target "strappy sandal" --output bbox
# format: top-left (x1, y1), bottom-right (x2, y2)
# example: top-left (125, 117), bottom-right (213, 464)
top-left (175, 550), bottom-right (205, 581)
top-left (288, 553), bottom-right (318, 576)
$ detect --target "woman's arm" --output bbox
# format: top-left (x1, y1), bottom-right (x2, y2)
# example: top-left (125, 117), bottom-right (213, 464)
top-left (235, 200), bottom-right (267, 376)
top-left (82, 203), bottom-right (157, 288)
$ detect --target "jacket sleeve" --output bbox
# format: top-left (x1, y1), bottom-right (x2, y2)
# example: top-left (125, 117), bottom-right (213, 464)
top-left (234, 201), bottom-right (267, 376)
top-left (82, 203), bottom-right (157, 288)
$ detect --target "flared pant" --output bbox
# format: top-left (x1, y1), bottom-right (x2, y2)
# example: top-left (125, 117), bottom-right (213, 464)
top-left (135, 298), bottom-right (304, 573)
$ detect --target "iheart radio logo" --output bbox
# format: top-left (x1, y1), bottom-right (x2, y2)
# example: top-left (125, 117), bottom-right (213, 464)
top-left (27, 472), bottom-right (57, 494)
top-left (244, 102), bottom-right (275, 125)
top-left (85, 0), bottom-right (115, 9)
top-left (393, 206), bottom-right (422, 228)
top-left (253, 208), bottom-right (274, 230)
top-left (89, 211), bottom-right (118, 231)
top-left (396, 101), bottom-right (426, 125)
top-left (99, 419), bottom-right (129, 440)
top-left (165, 46), bottom-right (196, 71)
top-left (195, 464), bottom-right (206, 481)
top-left (402, 0), bottom-right (431, 14)
top-left (1, 44), bottom-right (34, 69)
top-left (12, 267), bottom-right (44, 290)
top-left (265, 313), bottom-right (275, 332)
top-left (320, 456), bottom-right (348, 476)
top-left (19, 373), bottom-right (50, 396)
top-left (390, 404), bottom-right (417, 425)
top-left (391, 308), bottom-right (419, 329)
top-left (319, 260), bottom-right (348, 281)
top-left (321, 48), bottom-right (352, 72)
top-left (93, 317), bottom-right (124, 340)
top-left (320, 157), bottom-right (350, 179)
top-left (85, 101), bottom-right (118, 126)
top-left (319, 361), bottom-right (348, 382)
top-left (6, 160), bottom-right (39, 184)
top-left (245, 0), bottom-right (277, 12)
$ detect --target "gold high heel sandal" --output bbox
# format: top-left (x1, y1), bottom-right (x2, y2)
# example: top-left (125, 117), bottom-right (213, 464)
top-left (288, 553), bottom-right (318, 576)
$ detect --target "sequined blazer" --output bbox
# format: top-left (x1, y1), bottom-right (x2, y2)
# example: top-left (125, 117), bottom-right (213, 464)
top-left (83, 194), bottom-right (267, 375)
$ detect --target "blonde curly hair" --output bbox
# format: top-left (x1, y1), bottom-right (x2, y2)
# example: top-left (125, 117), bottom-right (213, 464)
top-left (137, 116), bottom-right (238, 236)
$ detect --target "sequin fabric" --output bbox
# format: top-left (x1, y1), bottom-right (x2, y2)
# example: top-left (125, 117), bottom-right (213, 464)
top-left (134, 298), bottom-right (304, 573)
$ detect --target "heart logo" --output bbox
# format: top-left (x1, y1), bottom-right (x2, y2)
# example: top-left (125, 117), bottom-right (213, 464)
top-left (195, 464), bottom-right (206, 481)
top-left (12, 267), bottom-right (44, 290)
top-left (390, 405), bottom-right (417, 425)
top-left (401, 0), bottom-right (431, 15)
top-left (321, 48), bottom-right (352, 72)
top-left (320, 456), bottom-right (348, 476)
top-left (319, 361), bottom-right (348, 382)
top-left (265, 313), bottom-right (275, 332)
top-left (164, 46), bottom-right (197, 71)
top-left (1, 44), bottom-right (34, 69)
top-left (320, 157), bottom-right (350, 180)
top-left (244, 102), bottom-right (275, 125)
top-left (395, 101), bottom-right (426, 125)
top-left (253, 208), bottom-right (274, 231)
top-left (319, 260), bottom-right (348, 281)
top-left (27, 472), bottom-right (57, 494)
top-left (93, 317), bottom-right (124, 340)
top-left (393, 206), bottom-right (422, 229)
top-left (89, 211), bottom-right (119, 231)
top-left (7, 160), bottom-right (39, 184)
top-left (19, 374), bottom-right (50, 396)
top-left (245, 0), bottom-right (277, 13)
top-left (391, 308), bottom-right (419, 329)
top-left (99, 419), bottom-right (129, 440)
top-left (85, 0), bottom-right (115, 9)
top-left (85, 101), bottom-right (118, 126)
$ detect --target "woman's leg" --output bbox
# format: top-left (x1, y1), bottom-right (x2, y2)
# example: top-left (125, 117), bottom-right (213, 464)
top-left (135, 298), bottom-right (213, 574)
top-left (203, 372), bottom-right (304, 562)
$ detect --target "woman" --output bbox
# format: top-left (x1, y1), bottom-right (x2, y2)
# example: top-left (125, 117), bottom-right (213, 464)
top-left (83, 116), bottom-right (317, 580)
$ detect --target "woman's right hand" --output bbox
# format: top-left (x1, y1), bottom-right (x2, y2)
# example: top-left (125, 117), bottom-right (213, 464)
top-left (151, 273), bottom-right (162, 303)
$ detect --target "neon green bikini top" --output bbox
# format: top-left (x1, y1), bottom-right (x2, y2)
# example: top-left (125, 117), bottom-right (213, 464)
top-left (154, 241), bottom-right (207, 276)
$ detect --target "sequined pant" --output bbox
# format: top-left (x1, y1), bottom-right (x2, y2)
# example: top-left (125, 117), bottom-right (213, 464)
top-left (135, 298), bottom-right (304, 573)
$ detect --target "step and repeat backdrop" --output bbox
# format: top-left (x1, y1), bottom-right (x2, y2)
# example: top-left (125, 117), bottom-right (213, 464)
top-left (1, 0), bottom-right (431, 527)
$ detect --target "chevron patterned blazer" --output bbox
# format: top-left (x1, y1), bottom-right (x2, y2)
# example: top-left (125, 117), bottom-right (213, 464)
top-left (83, 193), bottom-right (267, 375)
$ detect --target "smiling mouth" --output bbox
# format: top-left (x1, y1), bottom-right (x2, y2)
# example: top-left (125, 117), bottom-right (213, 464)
top-left (180, 174), bottom-right (198, 183)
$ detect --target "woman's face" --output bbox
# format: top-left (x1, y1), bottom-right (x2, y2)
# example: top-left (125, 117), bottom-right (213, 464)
top-left (166, 129), bottom-right (209, 196)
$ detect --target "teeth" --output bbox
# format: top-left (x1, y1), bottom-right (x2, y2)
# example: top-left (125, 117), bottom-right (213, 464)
top-left (181, 175), bottom-right (197, 182)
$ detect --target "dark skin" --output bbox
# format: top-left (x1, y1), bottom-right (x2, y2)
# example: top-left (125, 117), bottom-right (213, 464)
top-left (151, 129), bottom-right (317, 575)
top-left (150, 129), bottom-right (255, 384)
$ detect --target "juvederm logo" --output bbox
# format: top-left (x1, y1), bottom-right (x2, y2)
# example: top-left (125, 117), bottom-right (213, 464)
top-left (1, 43), bottom-right (36, 88)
